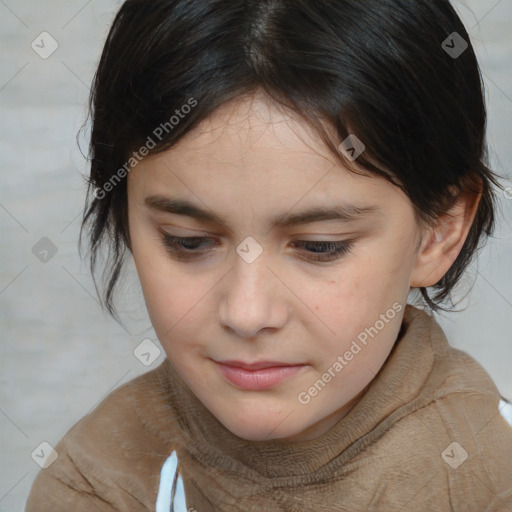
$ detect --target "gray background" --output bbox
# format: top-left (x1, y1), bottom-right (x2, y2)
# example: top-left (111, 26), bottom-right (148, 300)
top-left (1, 1), bottom-right (511, 510)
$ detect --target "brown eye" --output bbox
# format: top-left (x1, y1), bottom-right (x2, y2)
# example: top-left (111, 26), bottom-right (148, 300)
top-left (291, 240), bottom-right (354, 262)
top-left (159, 230), bottom-right (217, 260)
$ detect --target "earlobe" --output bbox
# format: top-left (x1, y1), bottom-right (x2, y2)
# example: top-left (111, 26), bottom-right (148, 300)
top-left (410, 184), bottom-right (482, 289)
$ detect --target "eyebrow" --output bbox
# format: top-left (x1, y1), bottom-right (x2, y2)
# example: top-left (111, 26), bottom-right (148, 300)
top-left (144, 195), bottom-right (381, 229)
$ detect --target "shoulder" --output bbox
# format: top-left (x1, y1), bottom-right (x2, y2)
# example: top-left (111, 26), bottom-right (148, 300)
top-left (361, 308), bottom-right (512, 510)
top-left (25, 360), bottom-right (177, 512)
top-left (371, 375), bottom-right (512, 510)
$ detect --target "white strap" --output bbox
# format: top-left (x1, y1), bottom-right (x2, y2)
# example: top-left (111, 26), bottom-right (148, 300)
top-left (499, 399), bottom-right (512, 427)
top-left (155, 451), bottom-right (188, 512)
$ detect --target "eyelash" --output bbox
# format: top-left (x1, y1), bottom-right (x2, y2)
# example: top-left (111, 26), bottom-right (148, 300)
top-left (158, 231), bottom-right (354, 262)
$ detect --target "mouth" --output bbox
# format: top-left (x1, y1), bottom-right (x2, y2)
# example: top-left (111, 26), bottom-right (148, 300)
top-left (213, 359), bottom-right (306, 391)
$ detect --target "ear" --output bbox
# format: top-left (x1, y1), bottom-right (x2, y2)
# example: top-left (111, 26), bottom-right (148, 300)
top-left (410, 181), bottom-right (482, 288)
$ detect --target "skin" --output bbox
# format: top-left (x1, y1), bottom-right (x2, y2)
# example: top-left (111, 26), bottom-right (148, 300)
top-left (127, 90), bottom-right (481, 443)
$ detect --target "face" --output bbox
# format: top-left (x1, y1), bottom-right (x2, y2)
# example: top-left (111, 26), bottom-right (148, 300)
top-left (127, 91), bottom-right (425, 442)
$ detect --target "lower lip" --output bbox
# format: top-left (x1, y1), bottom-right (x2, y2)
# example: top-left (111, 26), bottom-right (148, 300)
top-left (216, 363), bottom-right (305, 391)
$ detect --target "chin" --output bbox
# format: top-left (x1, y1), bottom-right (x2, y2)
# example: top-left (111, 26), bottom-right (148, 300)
top-left (227, 423), bottom-right (291, 442)
top-left (217, 410), bottom-right (301, 442)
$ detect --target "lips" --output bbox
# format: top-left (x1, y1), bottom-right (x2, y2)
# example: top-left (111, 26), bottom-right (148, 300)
top-left (214, 359), bottom-right (306, 391)
top-left (218, 360), bottom-right (299, 371)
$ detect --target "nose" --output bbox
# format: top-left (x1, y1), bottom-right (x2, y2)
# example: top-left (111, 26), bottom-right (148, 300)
top-left (218, 253), bottom-right (287, 339)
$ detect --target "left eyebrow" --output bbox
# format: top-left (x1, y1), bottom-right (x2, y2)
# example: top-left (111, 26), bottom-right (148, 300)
top-left (144, 195), bottom-right (382, 230)
top-left (272, 203), bottom-right (382, 228)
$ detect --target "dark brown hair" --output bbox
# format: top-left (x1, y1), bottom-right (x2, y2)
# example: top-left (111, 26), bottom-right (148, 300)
top-left (79, 0), bottom-right (505, 320)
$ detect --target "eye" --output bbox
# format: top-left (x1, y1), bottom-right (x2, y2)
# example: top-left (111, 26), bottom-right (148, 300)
top-left (290, 240), bottom-right (354, 262)
top-left (159, 232), bottom-right (217, 260)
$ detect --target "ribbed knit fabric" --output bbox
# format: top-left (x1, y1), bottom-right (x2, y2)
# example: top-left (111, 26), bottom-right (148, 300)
top-left (25, 305), bottom-right (512, 512)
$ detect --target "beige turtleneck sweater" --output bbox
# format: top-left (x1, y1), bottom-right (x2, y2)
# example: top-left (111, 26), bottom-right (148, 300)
top-left (25, 305), bottom-right (512, 511)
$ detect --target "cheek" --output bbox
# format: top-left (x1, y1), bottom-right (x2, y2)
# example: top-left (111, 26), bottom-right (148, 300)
top-left (348, 228), bottom-right (417, 298)
top-left (309, 250), bottom-right (409, 354)
top-left (138, 265), bottom-right (200, 340)
top-left (129, 232), bottom-right (199, 339)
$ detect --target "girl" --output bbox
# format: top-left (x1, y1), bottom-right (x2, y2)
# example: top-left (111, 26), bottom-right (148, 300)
top-left (26, 0), bottom-right (512, 510)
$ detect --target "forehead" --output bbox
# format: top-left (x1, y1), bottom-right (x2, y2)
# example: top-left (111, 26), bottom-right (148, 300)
top-left (128, 92), bottom-right (408, 221)
top-left (135, 93), bottom-right (346, 185)
top-left (170, 92), bottom-right (333, 167)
